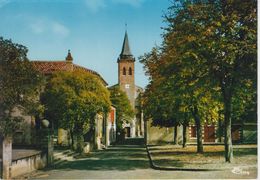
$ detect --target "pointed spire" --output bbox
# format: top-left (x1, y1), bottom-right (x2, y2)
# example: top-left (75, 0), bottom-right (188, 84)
top-left (120, 31), bottom-right (133, 59)
top-left (66, 49), bottom-right (73, 62)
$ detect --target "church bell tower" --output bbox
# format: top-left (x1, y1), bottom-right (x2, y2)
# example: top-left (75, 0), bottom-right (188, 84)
top-left (118, 31), bottom-right (135, 108)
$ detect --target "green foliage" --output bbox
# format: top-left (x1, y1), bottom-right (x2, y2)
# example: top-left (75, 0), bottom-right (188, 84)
top-left (140, 47), bottom-right (221, 129)
top-left (42, 70), bottom-right (111, 132)
top-left (140, 0), bottom-right (256, 159)
top-left (165, 0), bottom-right (257, 118)
top-left (0, 37), bottom-right (44, 137)
top-left (108, 85), bottom-right (134, 130)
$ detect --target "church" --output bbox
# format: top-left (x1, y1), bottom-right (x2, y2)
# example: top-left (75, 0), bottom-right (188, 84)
top-left (9, 50), bottom-right (117, 150)
top-left (111, 31), bottom-right (144, 138)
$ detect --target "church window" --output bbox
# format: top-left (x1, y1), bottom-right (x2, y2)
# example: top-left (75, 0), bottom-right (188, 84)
top-left (129, 67), bottom-right (132, 75)
top-left (123, 67), bottom-right (126, 75)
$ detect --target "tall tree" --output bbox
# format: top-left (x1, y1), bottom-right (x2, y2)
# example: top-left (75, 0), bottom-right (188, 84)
top-left (42, 71), bottom-right (111, 152)
top-left (0, 37), bottom-right (44, 137)
top-left (162, 0), bottom-right (256, 161)
top-left (140, 46), bottom-right (222, 152)
top-left (108, 85), bottom-right (134, 138)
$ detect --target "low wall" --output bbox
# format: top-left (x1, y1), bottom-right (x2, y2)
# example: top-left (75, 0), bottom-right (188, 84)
top-left (147, 120), bottom-right (177, 145)
top-left (11, 151), bottom-right (47, 178)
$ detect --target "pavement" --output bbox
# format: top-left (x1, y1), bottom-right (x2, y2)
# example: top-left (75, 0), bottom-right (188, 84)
top-left (17, 145), bottom-right (257, 179)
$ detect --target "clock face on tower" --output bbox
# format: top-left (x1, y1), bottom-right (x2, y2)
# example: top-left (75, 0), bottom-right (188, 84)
top-left (125, 84), bottom-right (130, 89)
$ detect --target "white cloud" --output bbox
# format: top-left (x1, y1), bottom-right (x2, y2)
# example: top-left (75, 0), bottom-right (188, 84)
top-left (29, 19), bottom-right (70, 38)
top-left (111, 0), bottom-right (145, 7)
top-left (0, 0), bottom-right (10, 8)
top-left (52, 22), bottom-right (70, 37)
top-left (29, 20), bottom-right (45, 34)
top-left (84, 0), bottom-right (106, 13)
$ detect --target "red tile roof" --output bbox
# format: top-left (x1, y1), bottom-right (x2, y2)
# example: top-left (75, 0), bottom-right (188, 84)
top-left (31, 61), bottom-right (71, 74)
top-left (31, 60), bottom-right (108, 86)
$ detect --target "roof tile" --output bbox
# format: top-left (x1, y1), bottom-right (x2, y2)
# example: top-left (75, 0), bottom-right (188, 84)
top-left (31, 60), bottom-right (108, 85)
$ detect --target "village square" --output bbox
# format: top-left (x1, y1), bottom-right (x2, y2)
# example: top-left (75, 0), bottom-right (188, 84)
top-left (0, 0), bottom-right (257, 179)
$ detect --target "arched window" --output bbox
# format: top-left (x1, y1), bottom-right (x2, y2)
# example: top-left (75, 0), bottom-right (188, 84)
top-left (123, 67), bottom-right (126, 75)
top-left (129, 67), bottom-right (132, 75)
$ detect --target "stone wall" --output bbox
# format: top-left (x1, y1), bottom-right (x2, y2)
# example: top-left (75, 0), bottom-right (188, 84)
top-left (11, 107), bottom-right (35, 145)
top-left (147, 120), bottom-right (173, 145)
top-left (11, 152), bottom-right (47, 178)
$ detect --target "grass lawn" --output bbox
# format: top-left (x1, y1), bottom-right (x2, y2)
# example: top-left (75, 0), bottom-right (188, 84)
top-left (148, 144), bottom-right (257, 170)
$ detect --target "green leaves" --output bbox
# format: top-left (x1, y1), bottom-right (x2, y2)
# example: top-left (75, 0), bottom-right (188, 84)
top-left (42, 70), bottom-right (111, 134)
top-left (108, 85), bottom-right (134, 129)
top-left (140, 0), bottom-right (256, 130)
top-left (0, 37), bottom-right (44, 136)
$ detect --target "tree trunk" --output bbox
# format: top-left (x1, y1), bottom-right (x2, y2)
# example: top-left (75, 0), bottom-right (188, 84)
top-left (224, 97), bottom-right (233, 162)
top-left (221, 79), bottom-right (233, 163)
top-left (182, 123), bottom-right (187, 148)
top-left (192, 106), bottom-right (203, 153)
top-left (195, 118), bottom-right (203, 153)
top-left (218, 118), bottom-right (222, 143)
top-left (74, 120), bottom-right (85, 153)
top-left (173, 124), bottom-right (178, 145)
top-left (144, 119), bottom-right (148, 145)
top-left (76, 133), bottom-right (84, 153)
top-left (87, 127), bottom-right (96, 151)
top-left (70, 129), bottom-right (74, 150)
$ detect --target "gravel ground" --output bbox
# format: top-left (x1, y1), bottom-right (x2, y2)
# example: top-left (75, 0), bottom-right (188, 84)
top-left (148, 144), bottom-right (257, 170)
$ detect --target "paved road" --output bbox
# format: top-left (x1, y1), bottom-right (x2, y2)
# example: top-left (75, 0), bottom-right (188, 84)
top-left (22, 145), bottom-right (256, 179)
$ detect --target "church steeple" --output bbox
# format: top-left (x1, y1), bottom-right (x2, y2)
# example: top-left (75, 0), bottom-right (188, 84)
top-left (119, 31), bottom-right (134, 60)
top-left (117, 30), bottom-right (135, 108)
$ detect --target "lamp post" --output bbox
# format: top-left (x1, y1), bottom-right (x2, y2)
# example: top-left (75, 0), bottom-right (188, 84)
top-left (42, 119), bottom-right (53, 167)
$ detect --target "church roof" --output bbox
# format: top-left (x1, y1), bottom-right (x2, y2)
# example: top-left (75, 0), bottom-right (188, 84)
top-left (31, 51), bottom-right (108, 86)
top-left (119, 31), bottom-right (134, 60)
top-left (31, 61), bottom-right (72, 74)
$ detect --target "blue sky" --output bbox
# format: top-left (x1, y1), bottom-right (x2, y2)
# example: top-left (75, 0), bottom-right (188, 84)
top-left (0, 0), bottom-right (170, 87)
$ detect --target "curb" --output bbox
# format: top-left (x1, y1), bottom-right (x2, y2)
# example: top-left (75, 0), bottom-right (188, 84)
top-left (145, 145), bottom-right (222, 171)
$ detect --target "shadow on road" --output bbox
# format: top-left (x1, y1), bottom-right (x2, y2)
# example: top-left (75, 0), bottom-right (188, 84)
top-left (51, 145), bottom-right (150, 171)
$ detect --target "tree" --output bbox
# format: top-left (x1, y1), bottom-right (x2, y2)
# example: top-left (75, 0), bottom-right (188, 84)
top-left (0, 37), bottom-right (44, 137)
top-left (140, 48), bottom-right (186, 146)
top-left (108, 85), bottom-right (134, 139)
top-left (42, 70), bottom-right (111, 152)
top-left (164, 0), bottom-right (256, 162)
top-left (140, 45), bottom-right (221, 152)
top-left (141, 55), bottom-right (217, 153)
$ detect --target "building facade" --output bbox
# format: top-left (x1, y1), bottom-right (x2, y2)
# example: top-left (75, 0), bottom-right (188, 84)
top-left (23, 50), bottom-right (116, 149)
top-left (111, 31), bottom-right (144, 138)
top-left (147, 122), bottom-right (257, 145)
